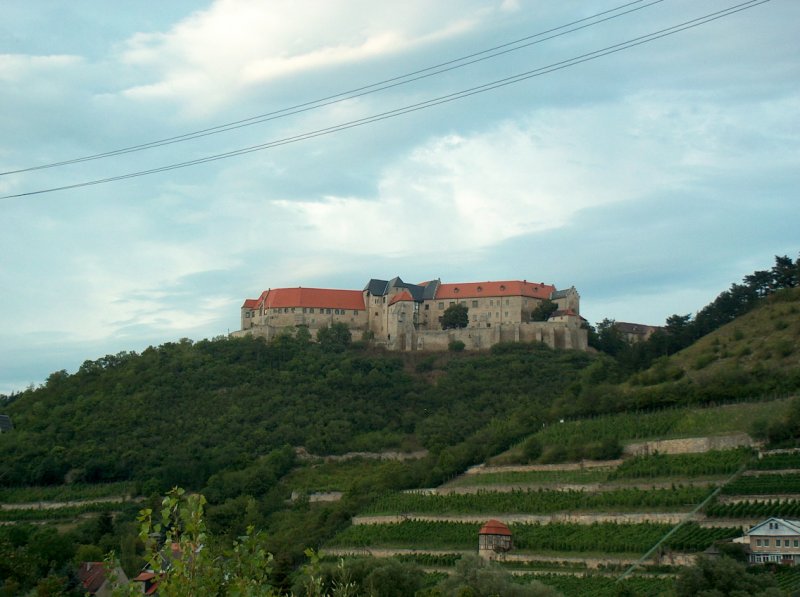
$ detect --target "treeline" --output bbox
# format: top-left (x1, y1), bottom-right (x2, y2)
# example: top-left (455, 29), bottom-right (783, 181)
top-left (591, 253), bottom-right (800, 372)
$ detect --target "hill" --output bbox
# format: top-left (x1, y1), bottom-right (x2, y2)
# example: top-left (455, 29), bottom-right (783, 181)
top-left (1, 258), bottom-right (799, 594)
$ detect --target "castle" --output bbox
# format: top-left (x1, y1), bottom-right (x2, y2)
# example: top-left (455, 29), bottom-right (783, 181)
top-left (233, 276), bottom-right (588, 352)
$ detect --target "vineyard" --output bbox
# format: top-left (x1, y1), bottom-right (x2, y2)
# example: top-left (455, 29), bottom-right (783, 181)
top-left (0, 481), bottom-right (134, 503)
top-left (610, 449), bottom-right (752, 480)
top-left (0, 500), bottom-right (127, 522)
top-left (448, 467), bottom-right (613, 487)
top-left (705, 499), bottom-right (800, 519)
top-left (364, 486), bottom-right (713, 515)
top-left (751, 452), bottom-right (800, 470)
top-left (721, 473), bottom-right (800, 495)
top-left (328, 520), bottom-right (739, 553)
top-left (520, 399), bottom-right (789, 454)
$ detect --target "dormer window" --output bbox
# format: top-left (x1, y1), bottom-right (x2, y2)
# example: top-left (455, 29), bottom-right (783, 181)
top-left (477, 286), bottom-right (483, 292)
top-left (500, 285), bottom-right (506, 291)
top-left (454, 287), bottom-right (460, 294)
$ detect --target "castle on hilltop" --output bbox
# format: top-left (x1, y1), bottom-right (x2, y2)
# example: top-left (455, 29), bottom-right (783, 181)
top-left (233, 276), bottom-right (588, 352)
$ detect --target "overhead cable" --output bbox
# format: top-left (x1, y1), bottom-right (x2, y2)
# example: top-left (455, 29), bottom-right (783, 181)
top-left (0, 0), bottom-right (771, 200)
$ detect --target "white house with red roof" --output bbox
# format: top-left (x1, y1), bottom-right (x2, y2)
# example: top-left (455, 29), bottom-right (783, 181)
top-left (236, 275), bottom-right (587, 352)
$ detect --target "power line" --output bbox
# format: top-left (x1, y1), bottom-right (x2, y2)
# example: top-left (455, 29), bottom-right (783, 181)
top-left (0, 0), bottom-right (771, 201)
top-left (0, 0), bottom-right (664, 176)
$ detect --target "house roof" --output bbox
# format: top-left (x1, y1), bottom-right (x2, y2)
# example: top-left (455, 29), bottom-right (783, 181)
top-left (549, 309), bottom-right (579, 318)
top-left (364, 278), bottom-right (390, 295)
top-left (389, 290), bottom-right (414, 306)
top-left (436, 281), bottom-right (555, 301)
top-left (479, 519), bottom-right (512, 536)
top-left (256, 287), bottom-right (365, 310)
top-left (747, 518), bottom-right (800, 536)
top-left (77, 562), bottom-right (108, 594)
top-left (241, 298), bottom-right (260, 309)
top-left (133, 571), bottom-right (156, 582)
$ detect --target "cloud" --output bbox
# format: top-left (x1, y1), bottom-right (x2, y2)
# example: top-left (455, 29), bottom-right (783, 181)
top-left (0, 53), bottom-right (83, 81)
top-left (117, 0), bottom-right (503, 115)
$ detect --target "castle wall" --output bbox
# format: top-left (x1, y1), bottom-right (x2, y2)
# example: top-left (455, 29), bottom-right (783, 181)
top-left (421, 295), bottom-right (545, 330)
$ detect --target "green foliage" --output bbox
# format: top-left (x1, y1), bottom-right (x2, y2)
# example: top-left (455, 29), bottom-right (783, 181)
top-left (675, 555), bottom-right (781, 596)
top-left (441, 303), bottom-right (468, 329)
top-left (317, 323), bottom-right (352, 353)
top-left (433, 554), bottom-right (560, 596)
top-left (530, 299), bottom-right (558, 322)
top-left (115, 487), bottom-right (278, 597)
top-left (447, 340), bottom-right (465, 352)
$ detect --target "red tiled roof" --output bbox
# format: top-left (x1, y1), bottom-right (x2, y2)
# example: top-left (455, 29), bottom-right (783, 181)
top-left (436, 281), bottom-right (554, 300)
top-left (388, 290), bottom-right (413, 306)
top-left (256, 287), bottom-right (365, 310)
top-left (242, 298), bottom-right (260, 309)
top-left (133, 571), bottom-right (156, 582)
top-left (550, 308), bottom-right (579, 318)
top-left (479, 519), bottom-right (512, 536)
top-left (77, 562), bottom-right (108, 593)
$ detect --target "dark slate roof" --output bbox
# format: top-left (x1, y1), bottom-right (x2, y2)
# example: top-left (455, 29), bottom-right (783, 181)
top-left (422, 279), bottom-right (440, 300)
top-left (364, 279), bottom-right (389, 295)
top-left (0, 415), bottom-right (12, 432)
top-left (365, 276), bottom-right (426, 300)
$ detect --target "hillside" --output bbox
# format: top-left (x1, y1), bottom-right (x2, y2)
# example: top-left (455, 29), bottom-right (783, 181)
top-left (1, 269), bottom-right (800, 594)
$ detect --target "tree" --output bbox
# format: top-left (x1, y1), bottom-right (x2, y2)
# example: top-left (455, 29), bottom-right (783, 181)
top-left (441, 304), bottom-right (468, 329)
top-left (675, 555), bottom-right (781, 597)
top-left (316, 323), bottom-right (352, 352)
top-left (530, 299), bottom-right (558, 322)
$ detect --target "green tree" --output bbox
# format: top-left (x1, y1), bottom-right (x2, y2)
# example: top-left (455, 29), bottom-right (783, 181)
top-left (316, 323), bottom-right (352, 352)
top-left (441, 304), bottom-right (468, 329)
top-left (675, 555), bottom-right (781, 597)
top-left (530, 299), bottom-right (558, 321)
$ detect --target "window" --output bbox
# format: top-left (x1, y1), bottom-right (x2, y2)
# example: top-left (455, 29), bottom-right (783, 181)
top-left (460, 301), bottom-right (466, 306)
top-left (505, 311), bottom-right (509, 317)
top-left (353, 310), bottom-right (358, 315)
top-left (438, 302), bottom-right (444, 310)
top-left (794, 540), bottom-right (799, 547)
top-left (453, 287), bottom-right (460, 294)
top-left (326, 308), bottom-right (331, 314)
top-left (450, 301), bottom-right (455, 306)
top-left (425, 304), bottom-right (429, 310)
top-left (489, 299), bottom-right (494, 306)
top-left (786, 540), bottom-right (792, 547)
top-left (757, 539), bottom-right (762, 546)
top-left (505, 299), bottom-right (509, 305)
top-left (472, 300), bottom-right (478, 308)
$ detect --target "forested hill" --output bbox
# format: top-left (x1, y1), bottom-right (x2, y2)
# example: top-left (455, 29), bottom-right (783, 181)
top-left (0, 337), bottom-right (592, 490)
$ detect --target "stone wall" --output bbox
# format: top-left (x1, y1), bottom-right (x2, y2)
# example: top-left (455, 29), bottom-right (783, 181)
top-left (623, 433), bottom-right (754, 457)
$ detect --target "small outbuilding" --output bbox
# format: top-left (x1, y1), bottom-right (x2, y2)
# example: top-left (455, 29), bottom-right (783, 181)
top-left (478, 519), bottom-right (512, 560)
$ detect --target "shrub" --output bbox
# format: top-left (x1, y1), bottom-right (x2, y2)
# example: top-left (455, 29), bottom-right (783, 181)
top-left (448, 340), bottom-right (465, 352)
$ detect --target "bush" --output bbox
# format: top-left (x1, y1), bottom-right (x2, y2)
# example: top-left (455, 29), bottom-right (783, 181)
top-left (448, 340), bottom-right (465, 352)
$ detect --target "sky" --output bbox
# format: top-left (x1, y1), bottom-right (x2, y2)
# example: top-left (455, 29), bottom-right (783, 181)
top-left (0, 0), bottom-right (798, 394)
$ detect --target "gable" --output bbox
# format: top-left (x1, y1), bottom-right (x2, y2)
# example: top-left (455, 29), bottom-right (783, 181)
top-left (747, 518), bottom-right (800, 536)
